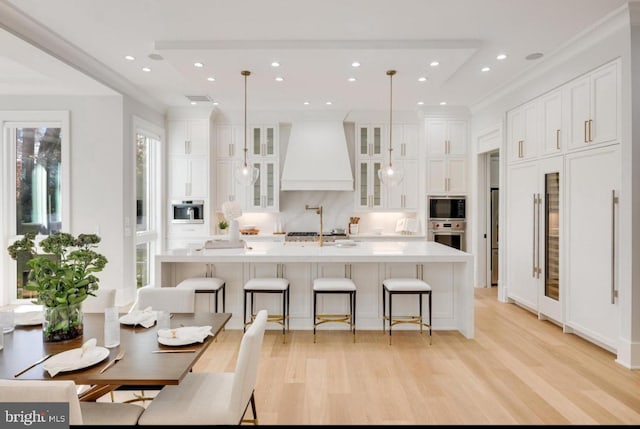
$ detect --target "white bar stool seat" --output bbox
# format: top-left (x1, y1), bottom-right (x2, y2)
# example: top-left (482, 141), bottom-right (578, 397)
top-left (243, 278), bottom-right (290, 343)
top-left (313, 278), bottom-right (357, 343)
top-left (177, 277), bottom-right (226, 312)
top-left (382, 278), bottom-right (432, 345)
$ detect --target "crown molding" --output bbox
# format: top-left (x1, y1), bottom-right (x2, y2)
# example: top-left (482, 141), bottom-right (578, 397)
top-left (0, 0), bottom-right (165, 114)
top-left (470, 3), bottom-right (629, 114)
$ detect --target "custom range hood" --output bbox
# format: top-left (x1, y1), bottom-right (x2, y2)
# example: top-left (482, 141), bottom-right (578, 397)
top-left (280, 111), bottom-right (354, 191)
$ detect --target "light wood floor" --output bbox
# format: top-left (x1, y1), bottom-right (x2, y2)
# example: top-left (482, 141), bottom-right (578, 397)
top-left (117, 287), bottom-right (640, 425)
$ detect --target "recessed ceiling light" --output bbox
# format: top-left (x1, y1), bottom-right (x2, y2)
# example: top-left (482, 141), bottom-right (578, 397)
top-left (418, 77), bottom-right (427, 82)
top-left (430, 61), bottom-right (439, 67)
top-left (326, 101), bottom-right (333, 105)
top-left (481, 66), bottom-right (491, 72)
top-left (142, 67), bottom-right (151, 72)
top-left (526, 52), bottom-right (544, 60)
top-left (348, 77), bottom-right (356, 82)
top-left (190, 101), bottom-right (197, 105)
top-left (417, 101), bottom-right (424, 105)
top-left (303, 101), bottom-right (310, 105)
top-left (194, 62), bottom-right (204, 68)
top-left (351, 61), bottom-right (360, 67)
top-left (124, 55), bottom-right (135, 61)
top-left (275, 77), bottom-right (284, 82)
top-left (207, 77), bottom-right (215, 82)
top-left (440, 101), bottom-right (447, 106)
top-left (213, 102), bottom-right (219, 106)
top-left (496, 53), bottom-right (507, 60)
top-left (148, 53), bottom-right (163, 61)
top-left (271, 61), bottom-right (280, 67)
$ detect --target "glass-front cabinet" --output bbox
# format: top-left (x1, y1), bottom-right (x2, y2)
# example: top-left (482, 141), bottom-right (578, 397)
top-left (358, 124), bottom-right (383, 158)
top-left (544, 172), bottom-right (560, 302)
top-left (250, 125), bottom-right (276, 157)
top-left (356, 161), bottom-right (382, 210)
top-left (248, 161), bottom-right (278, 211)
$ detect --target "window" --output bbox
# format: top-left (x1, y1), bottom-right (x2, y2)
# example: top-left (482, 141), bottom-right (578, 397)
top-left (1, 111), bottom-right (70, 304)
top-left (134, 118), bottom-right (162, 289)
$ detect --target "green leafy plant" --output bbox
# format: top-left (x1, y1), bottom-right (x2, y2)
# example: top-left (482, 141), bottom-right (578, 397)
top-left (7, 231), bottom-right (108, 341)
top-left (218, 220), bottom-right (229, 230)
top-left (8, 231), bottom-right (108, 307)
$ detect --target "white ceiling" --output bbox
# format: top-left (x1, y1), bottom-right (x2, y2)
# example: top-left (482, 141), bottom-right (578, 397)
top-left (0, 0), bottom-right (629, 112)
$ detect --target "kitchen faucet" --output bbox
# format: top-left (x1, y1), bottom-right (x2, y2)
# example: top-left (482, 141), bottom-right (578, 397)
top-left (305, 204), bottom-right (324, 247)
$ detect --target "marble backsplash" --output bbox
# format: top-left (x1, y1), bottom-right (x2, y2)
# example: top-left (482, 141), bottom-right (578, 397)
top-left (230, 191), bottom-right (422, 235)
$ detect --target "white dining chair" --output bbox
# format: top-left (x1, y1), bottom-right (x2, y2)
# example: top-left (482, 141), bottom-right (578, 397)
top-left (82, 288), bottom-right (117, 313)
top-left (0, 379), bottom-right (144, 425)
top-left (131, 287), bottom-right (195, 313)
top-left (138, 309), bottom-right (268, 425)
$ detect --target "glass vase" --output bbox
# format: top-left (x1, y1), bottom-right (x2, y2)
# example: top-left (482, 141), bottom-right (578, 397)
top-left (43, 303), bottom-right (83, 342)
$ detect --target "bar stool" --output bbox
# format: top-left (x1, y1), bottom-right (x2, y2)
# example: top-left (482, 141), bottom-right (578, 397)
top-left (243, 277), bottom-right (289, 343)
top-left (382, 278), bottom-right (432, 345)
top-left (176, 277), bottom-right (226, 313)
top-left (313, 278), bottom-right (356, 343)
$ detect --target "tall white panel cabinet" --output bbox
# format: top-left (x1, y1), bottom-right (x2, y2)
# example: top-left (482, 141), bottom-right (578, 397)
top-left (565, 144), bottom-right (620, 350)
top-left (504, 58), bottom-right (621, 352)
top-left (166, 113), bottom-right (213, 238)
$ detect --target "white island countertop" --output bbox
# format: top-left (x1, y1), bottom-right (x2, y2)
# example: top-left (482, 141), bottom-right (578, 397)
top-left (158, 240), bottom-right (471, 264)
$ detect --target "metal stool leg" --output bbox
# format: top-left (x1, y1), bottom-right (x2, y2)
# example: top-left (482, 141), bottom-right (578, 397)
top-left (313, 290), bottom-right (317, 343)
top-left (243, 290), bottom-right (248, 333)
top-left (389, 290), bottom-right (393, 345)
top-left (382, 284), bottom-right (386, 333)
top-left (419, 291), bottom-right (423, 335)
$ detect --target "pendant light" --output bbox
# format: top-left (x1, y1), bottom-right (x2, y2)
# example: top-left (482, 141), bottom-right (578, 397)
top-left (378, 69), bottom-right (404, 187)
top-left (234, 70), bottom-right (260, 186)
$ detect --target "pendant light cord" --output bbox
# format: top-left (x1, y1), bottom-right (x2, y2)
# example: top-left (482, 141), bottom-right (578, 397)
top-left (242, 70), bottom-right (250, 169)
top-left (387, 70), bottom-right (396, 168)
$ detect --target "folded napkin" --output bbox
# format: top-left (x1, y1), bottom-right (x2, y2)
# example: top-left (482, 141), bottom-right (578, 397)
top-left (119, 306), bottom-right (157, 328)
top-left (157, 326), bottom-right (213, 344)
top-left (44, 338), bottom-right (99, 377)
top-left (14, 310), bottom-right (44, 325)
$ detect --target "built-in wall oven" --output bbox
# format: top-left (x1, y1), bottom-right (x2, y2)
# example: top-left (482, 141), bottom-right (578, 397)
top-left (428, 196), bottom-right (466, 252)
top-left (171, 200), bottom-right (204, 224)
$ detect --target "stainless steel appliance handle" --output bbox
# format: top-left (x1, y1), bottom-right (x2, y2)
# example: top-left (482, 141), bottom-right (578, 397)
top-left (611, 189), bottom-right (618, 304)
top-left (532, 193), bottom-right (536, 277)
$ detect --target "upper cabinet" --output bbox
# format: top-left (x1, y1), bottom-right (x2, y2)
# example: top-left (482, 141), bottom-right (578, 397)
top-left (168, 119), bottom-right (209, 156)
top-left (250, 125), bottom-right (277, 158)
top-left (357, 124), bottom-right (384, 159)
top-left (425, 118), bottom-right (468, 195)
top-left (215, 124), bottom-right (243, 159)
top-left (540, 89), bottom-right (563, 156)
top-left (426, 119), bottom-right (466, 157)
top-left (392, 124), bottom-right (419, 159)
top-left (566, 60), bottom-right (619, 151)
top-left (507, 100), bottom-right (539, 162)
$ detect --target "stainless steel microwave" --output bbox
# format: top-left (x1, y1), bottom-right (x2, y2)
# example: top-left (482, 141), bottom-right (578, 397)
top-left (171, 200), bottom-right (204, 224)
top-left (428, 196), bottom-right (466, 220)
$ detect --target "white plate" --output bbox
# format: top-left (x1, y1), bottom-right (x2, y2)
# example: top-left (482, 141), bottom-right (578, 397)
top-left (157, 336), bottom-right (199, 346)
top-left (43, 346), bottom-right (109, 373)
top-left (14, 311), bottom-right (44, 326)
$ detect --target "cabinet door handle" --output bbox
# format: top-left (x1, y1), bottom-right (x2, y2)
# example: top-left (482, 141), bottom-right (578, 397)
top-left (556, 129), bottom-right (560, 150)
top-left (588, 119), bottom-right (593, 142)
top-left (369, 143), bottom-right (373, 156)
top-left (584, 120), bottom-right (588, 143)
top-left (536, 193), bottom-right (541, 279)
top-left (228, 144), bottom-right (232, 157)
top-left (532, 193), bottom-right (537, 277)
top-left (184, 140), bottom-right (188, 154)
top-left (611, 189), bottom-right (618, 304)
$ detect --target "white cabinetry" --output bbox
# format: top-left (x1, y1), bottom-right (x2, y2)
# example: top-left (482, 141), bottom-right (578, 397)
top-left (169, 157), bottom-right (208, 198)
top-left (425, 119), bottom-right (467, 195)
top-left (566, 61), bottom-right (619, 151)
top-left (540, 89), bottom-right (563, 156)
top-left (248, 160), bottom-right (278, 211)
top-left (426, 120), bottom-right (466, 156)
top-left (215, 124), bottom-right (242, 159)
top-left (250, 125), bottom-right (277, 157)
top-left (386, 159), bottom-right (418, 210)
top-left (355, 159), bottom-right (383, 210)
top-left (392, 124), bottom-right (419, 159)
top-left (505, 157), bottom-right (562, 321)
top-left (168, 119), bottom-right (208, 156)
top-left (507, 100), bottom-right (539, 162)
top-left (565, 144), bottom-right (620, 350)
top-left (357, 124), bottom-right (384, 158)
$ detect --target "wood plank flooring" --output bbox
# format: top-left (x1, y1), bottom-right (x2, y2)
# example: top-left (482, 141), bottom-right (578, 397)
top-left (118, 287), bottom-right (640, 424)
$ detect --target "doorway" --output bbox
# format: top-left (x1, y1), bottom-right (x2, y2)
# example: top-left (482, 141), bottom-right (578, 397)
top-left (488, 151), bottom-right (499, 286)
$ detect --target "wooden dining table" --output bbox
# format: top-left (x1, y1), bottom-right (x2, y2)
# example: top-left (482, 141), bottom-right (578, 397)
top-left (0, 312), bottom-right (231, 401)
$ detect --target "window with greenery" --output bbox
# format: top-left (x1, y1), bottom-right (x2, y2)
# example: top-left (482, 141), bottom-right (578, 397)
top-left (134, 126), bottom-right (160, 289)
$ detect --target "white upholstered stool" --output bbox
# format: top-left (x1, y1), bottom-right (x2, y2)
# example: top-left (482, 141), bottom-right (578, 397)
top-left (382, 278), bottom-right (432, 345)
top-left (176, 277), bottom-right (226, 312)
top-left (243, 278), bottom-right (289, 343)
top-left (313, 278), bottom-right (356, 343)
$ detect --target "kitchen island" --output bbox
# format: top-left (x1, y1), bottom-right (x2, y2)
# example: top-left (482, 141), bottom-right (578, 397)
top-left (155, 240), bottom-right (474, 338)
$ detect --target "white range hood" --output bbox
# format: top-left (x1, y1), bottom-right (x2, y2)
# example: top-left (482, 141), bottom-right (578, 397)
top-left (280, 111), bottom-right (354, 191)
